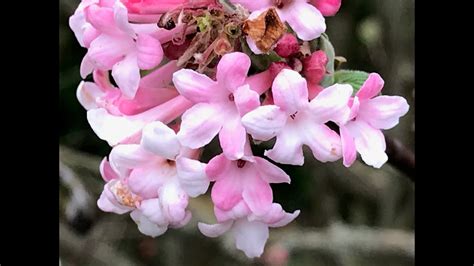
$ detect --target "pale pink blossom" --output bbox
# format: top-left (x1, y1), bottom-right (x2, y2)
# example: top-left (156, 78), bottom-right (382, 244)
top-left (75, 0), bottom-right (164, 98)
top-left (232, 0), bottom-right (326, 54)
top-left (172, 52), bottom-right (271, 160)
top-left (309, 0), bottom-right (341, 16)
top-left (242, 69), bottom-right (352, 165)
top-left (77, 61), bottom-right (192, 146)
top-left (339, 73), bottom-right (409, 168)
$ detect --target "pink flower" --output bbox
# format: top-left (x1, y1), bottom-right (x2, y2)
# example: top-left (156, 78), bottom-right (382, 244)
top-left (302, 50), bottom-right (327, 85)
top-left (77, 62), bottom-right (193, 146)
top-left (77, 0), bottom-right (164, 98)
top-left (309, 0), bottom-right (341, 16)
top-left (232, 0), bottom-right (326, 53)
top-left (172, 52), bottom-right (270, 160)
top-left (121, 0), bottom-right (217, 14)
top-left (339, 73), bottom-right (409, 168)
top-left (198, 201), bottom-right (299, 258)
top-left (242, 69), bottom-right (353, 165)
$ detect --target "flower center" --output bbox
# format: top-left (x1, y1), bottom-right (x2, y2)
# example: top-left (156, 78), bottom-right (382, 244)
top-left (273, 0), bottom-right (291, 8)
top-left (290, 111), bottom-right (298, 120)
top-left (237, 159), bottom-right (246, 168)
top-left (228, 93), bottom-right (235, 102)
top-left (111, 181), bottom-right (141, 208)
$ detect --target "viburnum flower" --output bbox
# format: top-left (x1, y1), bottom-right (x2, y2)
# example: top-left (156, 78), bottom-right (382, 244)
top-left (77, 61), bottom-right (192, 146)
top-left (72, 0), bottom-right (164, 98)
top-left (242, 69), bottom-right (352, 165)
top-left (172, 52), bottom-right (270, 160)
top-left (198, 140), bottom-right (299, 257)
top-left (339, 73), bottom-right (410, 168)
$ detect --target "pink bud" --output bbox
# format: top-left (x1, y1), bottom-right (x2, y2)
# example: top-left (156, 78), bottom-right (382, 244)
top-left (274, 34), bottom-right (300, 58)
top-left (310, 0), bottom-right (342, 17)
top-left (302, 50), bottom-right (328, 85)
top-left (269, 62), bottom-right (291, 79)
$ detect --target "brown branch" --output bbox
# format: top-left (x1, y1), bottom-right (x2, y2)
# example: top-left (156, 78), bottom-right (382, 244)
top-left (385, 135), bottom-right (415, 182)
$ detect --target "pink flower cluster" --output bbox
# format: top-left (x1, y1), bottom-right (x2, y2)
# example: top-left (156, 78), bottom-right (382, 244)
top-left (69, 0), bottom-right (409, 258)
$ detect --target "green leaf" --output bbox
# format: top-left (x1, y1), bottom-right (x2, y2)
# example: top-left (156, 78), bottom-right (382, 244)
top-left (333, 70), bottom-right (369, 93)
top-left (240, 38), bottom-right (283, 73)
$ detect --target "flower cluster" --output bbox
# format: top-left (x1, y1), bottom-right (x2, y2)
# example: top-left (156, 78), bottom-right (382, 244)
top-left (69, 0), bottom-right (409, 258)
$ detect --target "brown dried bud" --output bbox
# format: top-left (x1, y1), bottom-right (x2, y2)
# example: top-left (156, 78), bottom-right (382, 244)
top-left (242, 8), bottom-right (287, 53)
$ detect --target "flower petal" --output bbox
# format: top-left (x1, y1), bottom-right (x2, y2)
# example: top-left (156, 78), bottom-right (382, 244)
top-left (97, 181), bottom-right (134, 214)
top-left (272, 69), bottom-right (308, 115)
top-left (241, 105), bottom-right (287, 141)
top-left (216, 52), bottom-right (251, 92)
top-left (138, 198), bottom-right (168, 226)
top-left (99, 157), bottom-right (119, 181)
top-left (279, 2), bottom-right (326, 41)
top-left (219, 118), bottom-right (247, 160)
top-left (214, 201), bottom-right (251, 222)
top-left (345, 120), bottom-right (388, 168)
top-left (177, 103), bottom-right (224, 149)
top-left (265, 125), bottom-right (304, 165)
top-left (88, 34), bottom-right (134, 70)
top-left (269, 209), bottom-right (300, 227)
top-left (172, 69), bottom-right (224, 102)
top-left (205, 154), bottom-right (231, 181)
top-left (356, 73), bottom-right (384, 100)
top-left (175, 157), bottom-right (210, 197)
top-left (76, 81), bottom-right (104, 110)
top-left (112, 54), bottom-right (140, 99)
top-left (211, 167), bottom-right (243, 211)
top-left (113, 0), bottom-right (136, 37)
top-left (141, 121), bottom-right (181, 160)
top-left (198, 221), bottom-right (233, 238)
top-left (136, 34), bottom-right (163, 70)
top-left (242, 173), bottom-right (273, 216)
top-left (357, 96), bottom-right (410, 130)
top-left (303, 123), bottom-right (342, 162)
top-left (130, 209), bottom-right (168, 237)
top-left (234, 84), bottom-right (260, 116)
top-left (87, 108), bottom-right (146, 146)
top-left (254, 157), bottom-right (291, 184)
top-left (233, 219), bottom-right (269, 258)
top-left (80, 54), bottom-right (95, 78)
top-left (340, 125), bottom-right (357, 167)
top-left (308, 83), bottom-right (352, 124)
top-left (229, 0), bottom-right (272, 11)
top-left (310, 0), bottom-right (341, 16)
top-left (128, 164), bottom-right (171, 199)
top-left (159, 182), bottom-right (189, 223)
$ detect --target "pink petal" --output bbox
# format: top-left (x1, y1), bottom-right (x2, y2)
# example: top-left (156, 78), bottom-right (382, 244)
top-left (254, 157), bottom-right (291, 184)
top-left (169, 210), bottom-right (192, 228)
top-left (99, 157), bottom-right (119, 181)
top-left (241, 105), bottom-right (287, 141)
top-left (175, 157), bottom-right (210, 197)
top-left (308, 83), bottom-right (353, 124)
top-left (358, 96), bottom-right (410, 130)
top-left (88, 35), bottom-right (135, 70)
top-left (172, 69), bottom-right (223, 103)
top-left (216, 52), bottom-right (251, 92)
top-left (310, 0), bottom-right (341, 16)
top-left (245, 69), bottom-right (273, 95)
top-left (158, 182), bottom-right (189, 223)
top-left (265, 126), bottom-right (305, 165)
top-left (80, 54), bottom-right (95, 78)
top-left (130, 209), bottom-right (168, 237)
top-left (219, 118), bottom-right (247, 160)
top-left (109, 144), bottom-right (154, 174)
top-left (303, 123), bottom-right (342, 162)
top-left (205, 154), bottom-right (231, 181)
top-left (136, 34), bottom-right (163, 70)
top-left (198, 221), bottom-right (233, 238)
top-left (269, 209), bottom-right (300, 227)
top-left (340, 125), bottom-right (357, 167)
top-left (141, 121), bottom-right (180, 160)
top-left (214, 201), bottom-right (251, 222)
top-left (113, 1), bottom-right (136, 37)
top-left (348, 96), bottom-right (360, 121)
top-left (242, 173), bottom-right (273, 216)
top-left (233, 219), bottom-right (269, 258)
top-left (140, 60), bottom-right (180, 90)
top-left (234, 84), bottom-right (260, 116)
top-left (356, 73), bottom-right (384, 100)
top-left (97, 181), bottom-right (134, 214)
top-left (87, 108), bottom-right (146, 146)
top-left (84, 5), bottom-right (117, 35)
top-left (177, 103), bottom-right (224, 149)
top-left (76, 81), bottom-right (104, 110)
top-left (138, 198), bottom-right (168, 226)
top-left (112, 54), bottom-right (140, 99)
top-left (211, 167), bottom-right (243, 211)
top-left (229, 0), bottom-right (272, 11)
top-left (128, 164), bottom-right (170, 199)
top-left (345, 120), bottom-right (388, 168)
top-left (118, 87), bottom-right (179, 115)
top-left (272, 69), bottom-right (308, 115)
top-left (69, 9), bottom-right (89, 48)
top-left (279, 2), bottom-right (326, 41)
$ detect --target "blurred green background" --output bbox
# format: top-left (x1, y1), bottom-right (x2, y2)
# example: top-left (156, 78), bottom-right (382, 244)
top-left (60, 0), bottom-right (414, 265)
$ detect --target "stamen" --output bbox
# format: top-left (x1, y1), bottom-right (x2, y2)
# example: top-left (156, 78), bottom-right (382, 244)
top-left (237, 159), bottom-right (246, 168)
top-left (228, 93), bottom-right (235, 101)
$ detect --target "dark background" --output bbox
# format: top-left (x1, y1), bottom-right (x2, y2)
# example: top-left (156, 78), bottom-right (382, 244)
top-left (59, 0), bottom-right (415, 265)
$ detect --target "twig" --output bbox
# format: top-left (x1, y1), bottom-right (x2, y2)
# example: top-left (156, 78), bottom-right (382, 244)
top-left (385, 135), bottom-right (415, 182)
